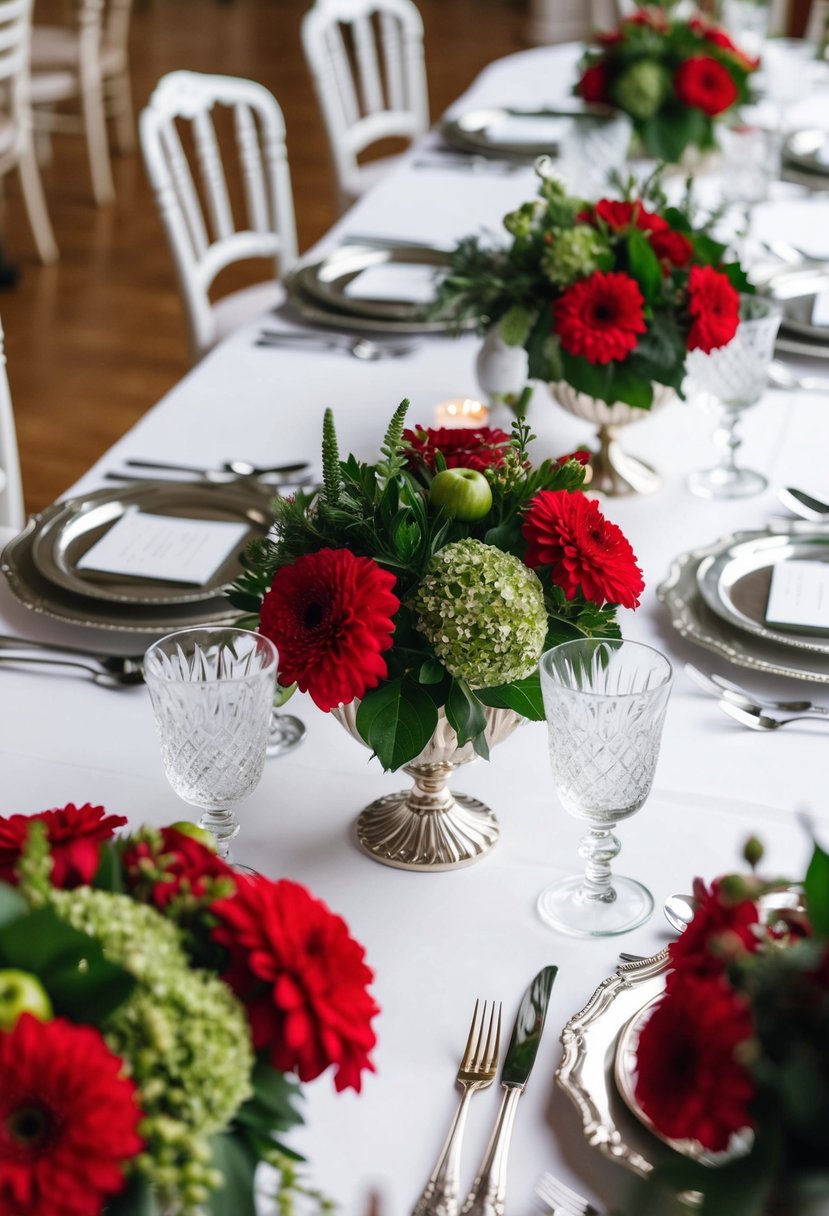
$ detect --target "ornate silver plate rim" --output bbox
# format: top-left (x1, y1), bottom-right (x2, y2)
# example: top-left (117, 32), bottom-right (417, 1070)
top-left (293, 243), bottom-right (448, 322)
top-left (29, 481), bottom-right (272, 606)
top-left (284, 271), bottom-right (470, 335)
top-left (696, 531), bottom-right (829, 654)
top-left (656, 536), bottom-right (829, 683)
top-left (441, 104), bottom-right (607, 161)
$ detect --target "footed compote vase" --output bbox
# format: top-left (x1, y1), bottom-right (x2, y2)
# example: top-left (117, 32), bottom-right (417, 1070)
top-left (331, 703), bottom-right (523, 872)
top-left (549, 381), bottom-right (676, 497)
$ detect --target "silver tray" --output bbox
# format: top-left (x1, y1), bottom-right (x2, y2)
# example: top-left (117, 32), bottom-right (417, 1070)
top-left (657, 537), bottom-right (829, 683)
top-left (293, 243), bottom-right (448, 323)
top-left (284, 272), bottom-right (470, 335)
top-left (783, 128), bottom-right (829, 177)
top-left (29, 481), bottom-right (272, 606)
top-left (2, 509), bottom-right (243, 635)
top-left (696, 531), bottom-right (829, 653)
top-left (441, 105), bottom-right (605, 161)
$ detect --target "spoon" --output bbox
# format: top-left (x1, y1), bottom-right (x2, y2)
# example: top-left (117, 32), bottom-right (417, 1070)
top-left (684, 662), bottom-right (816, 713)
top-left (663, 893), bottom-right (696, 933)
top-left (256, 333), bottom-right (417, 360)
top-left (768, 363), bottom-right (829, 393)
top-left (778, 485), bottom-right (829, 520)
top-left (0, 654), bottom-right (144, 687)
top-left (124, 458), bottom-right (310, 479)
top-left (718, 701), bottom-right (829, 731)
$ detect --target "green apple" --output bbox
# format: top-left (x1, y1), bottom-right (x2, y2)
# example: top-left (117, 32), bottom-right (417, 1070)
top-left (429, 468), bottom-right (493, 521)
top-left (0, 970), bottom-right (53, 1031)
top-left (168, 821), bottom-right (218, 852)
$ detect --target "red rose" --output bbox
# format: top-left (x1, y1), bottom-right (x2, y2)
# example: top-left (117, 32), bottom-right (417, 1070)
top-left (404, 424), bottom-right (513, 472)
top-left (212, 876), bottom-right (379, 1092)
top-left (591, 198), bottom-right (668, 234)
top-left (674, 55), bottom-right (738, 116)
top-left (553, 270), bottom-right (646, 365)
top-left (649, 227), bottom-right (694, 268)
top-left (626, 8), bottom-right (667, 30)
top-left (667, 877), bottom-right (761, 988)
top-left (0, 803), bottom-right (127, 889)
top-left (686, 264), bottom-right (740, 352)
top-left (522, 489), bottom-right (644, 608)
top-left (259, 548), bottom-right (399, 713)
top-left (0, 1013), bottom-right (143, 1216)
top-left (578, 63), bottom-right (609, 104)
top-left (122, 825), bottom-right (236, 912)
top-left (634, 977), bottom-right (755, 1151)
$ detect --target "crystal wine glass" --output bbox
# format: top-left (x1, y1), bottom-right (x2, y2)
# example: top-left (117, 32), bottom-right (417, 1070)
top-left (686, 295), bottom-right (782, 500)
top-left (538, 639), bottom-right (673, 938)
top-left (144, 626), bottom-right (278, 862)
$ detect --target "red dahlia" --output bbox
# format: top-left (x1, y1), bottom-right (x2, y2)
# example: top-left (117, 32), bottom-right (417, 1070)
top-left (686, 264), bottom-right (740, 352)
top-left (404, 425), bottom-right (512, 472)
top-left (0, 1013), bottom-right (143, 1216)
top-left (667, 877), bottom-right (761, 988)
top-left (674, 56), bottom-right (738, 117)
top-left (578, 63), bottom-right (609, 104)
top-left (522, 490), bottom-right (644, 608)
top-left (553, 271), bottom-right (646, 365)
top-left (634, 977), bottom-right (755, 1151)
top-left (122, 825), bottom-right (236, 911)
top-left (649, 228), bottom-right (694, 268)
top-left (590, 199), bottom-right (668, 234)
top-left (0, 803), bottom-right (127, 889)
top-left (212, 876), bottom-right (379, 1092)
top-left (259, 548), bottom-right (399, 713)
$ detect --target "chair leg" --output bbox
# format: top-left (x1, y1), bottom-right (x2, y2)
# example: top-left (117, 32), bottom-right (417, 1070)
top-left (107, 70), bottom-right (136, 155)
top-left (17, 141), bottom-right (58, 264)
top-left (80, 83), bottom-right (115, 205)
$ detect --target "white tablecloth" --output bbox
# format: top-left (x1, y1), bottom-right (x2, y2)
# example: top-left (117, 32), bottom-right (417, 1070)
top-left (3, 42), bottom-right (829, 1216)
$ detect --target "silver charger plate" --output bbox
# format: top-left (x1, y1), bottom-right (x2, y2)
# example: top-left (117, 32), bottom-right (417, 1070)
top-left (29, 481), bottom-right (273, 606)
top-left (441, 105), bottom-right (603, 161)
top-left (761, 266), bottom-right (829, 345)
top-left (696, 531), bottom-right (829, 654)
top-left (293, 243), bottom-right (448, 323)
top-left (284, 271), bottom-right (472, 334)
top-left (657, 538), bottom-right (829, 683)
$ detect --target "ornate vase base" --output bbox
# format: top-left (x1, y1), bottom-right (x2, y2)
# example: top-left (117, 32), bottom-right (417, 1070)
top-left (591, 425), bottom-right (662, 497)
top-left (354, 791), bottom-right (500, 872)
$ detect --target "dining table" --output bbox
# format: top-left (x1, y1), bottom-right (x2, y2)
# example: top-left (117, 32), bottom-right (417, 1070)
top-left (3, 38), bottom-right (829, 1216)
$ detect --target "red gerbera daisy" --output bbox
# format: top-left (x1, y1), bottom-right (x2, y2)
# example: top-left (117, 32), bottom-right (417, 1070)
top-left (634, 977), bottom-right (755, 1151)
top-left (686, 264), bottom-right (740, 353)
top-left (667, 877), bottom-right (761, 989)
top-left (553, 271), bottom-right (646, 365)
top-left (522, 490), bottom-right (644, 608)
top-left (649, 227), bottom-right (694, 269)
top-left (0, 803), bottom-right (128, 889)
top-left (674, 56), bottom-right (738, 117)
top-left (0, 1013), bottom-right (143, 1216)
top-left (259, 548), bottom-right (399, 713)
top-left (212, 876), bottom-right (379, 1093)
top-left (590, 199), bottom-right (668, 234)
top-left (403, 425), bottom-right (512, 473)
top-left (578, 63), bottom-right (609, 104)
top-left (122, 825), bottom-right (236, 912)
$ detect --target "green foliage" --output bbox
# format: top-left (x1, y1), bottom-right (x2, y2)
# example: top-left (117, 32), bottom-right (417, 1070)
top-left (356, 677), bottom-right (439, 771)
top-left (805, 841), bottom-right (829, 937)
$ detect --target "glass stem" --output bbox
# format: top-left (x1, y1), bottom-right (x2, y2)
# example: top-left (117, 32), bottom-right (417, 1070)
top-left (714, 406), bottom-right (742, 475)
top-left (577, 828), bottom-right (620, 904)
top-left (199, 808), bottom-right (240, 860)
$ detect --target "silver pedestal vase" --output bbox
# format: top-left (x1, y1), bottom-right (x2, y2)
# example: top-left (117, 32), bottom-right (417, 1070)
top-left (331, 703), bottom-right (523, 872)
top-left (549, 381), bottom-right (676, 496)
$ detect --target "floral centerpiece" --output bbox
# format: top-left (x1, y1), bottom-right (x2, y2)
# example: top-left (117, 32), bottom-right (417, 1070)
top-left (229, 405), bottom-right (643, 869)
top-left (0, 801), bottom-right (378, 1216)
top-left (576, 7), bottom-right (760, 163)
top-left (632, 836), bottom-right (829, 1214)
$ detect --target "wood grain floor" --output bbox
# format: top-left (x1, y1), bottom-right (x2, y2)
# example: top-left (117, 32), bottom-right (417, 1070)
top-left (1, 0), bottom-right (526, 514)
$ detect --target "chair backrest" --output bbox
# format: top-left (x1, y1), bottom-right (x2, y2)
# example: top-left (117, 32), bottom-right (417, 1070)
top-left (102, 0), bottom-right (132, 55)
top-left (140, 70), bottom-right (298, 362)
top-left (0, 316), bottom-right (25, 531)
top-left (302, 0), bottom-right (429, 206)
top-left (0, 0), bottom-right (34, 142)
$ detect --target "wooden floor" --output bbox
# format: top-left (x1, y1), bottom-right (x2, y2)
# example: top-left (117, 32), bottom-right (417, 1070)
top-left (2, 0), bottom-right (527, 514)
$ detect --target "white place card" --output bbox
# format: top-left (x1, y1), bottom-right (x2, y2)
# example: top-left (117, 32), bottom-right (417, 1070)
top-left (76, 510), bottom-right (250, 586)
top-left (342, 263), bottom-right (438, 304)
top-left (484, 115), bottom-right (570, 146)
top-left (766, 559), bottom-right (829, 631)
top-left (812, 291), bottom-right (829, 328)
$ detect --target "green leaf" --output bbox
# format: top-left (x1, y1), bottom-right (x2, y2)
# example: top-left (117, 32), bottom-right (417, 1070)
top-left (445, 678), bottom-right (487, 749)
top-left (476, 673), bottom-right (543, 720)
top-left (626, 229), bottom-right (662, 301)
top-left (355, 678), bottom-right (439, 771)
top-left (92, 843), bottom-right (124, 893)
top-left (638, 105), bottom-right (709, 162)
top-left (525, 307), bottom-right (555, 380)
top-left (234, 1058), bottom-right (304, 1136)
top-left (418, 658), bottom-right (445, 685)
top-left (106, 1173), bottom-right (157, 1216)
top-left (805, 841), bottom-right (829, 938)
top-left (206, 1133), bottom-right (258, 1216)
top-left (0, 883), bottom-right (28, 929)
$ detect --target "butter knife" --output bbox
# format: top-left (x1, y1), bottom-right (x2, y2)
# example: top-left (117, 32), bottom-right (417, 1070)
top-left (460, 966), bottom-right (558, 1216)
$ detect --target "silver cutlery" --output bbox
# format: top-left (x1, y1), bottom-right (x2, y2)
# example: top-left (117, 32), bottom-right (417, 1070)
top-left (719, 700), bottom-right (829, 731)
top-left (0, 633), bottom-right (144, 670)
top-left (0, 653), bottom-right (144, 688)
top-left (768, 362), bottom-right (829, 393)
top-left (663, 893), bottom-right (696, 934)
top-left (461, 966), bottom-right (557, 1216)
top-left (256, 332), bottom-right (419, 360)
top-left (778, 485), bottom-right (829, 520)
top-left (535, 1172), bottom-right (601, 1216)
top-left (411, 1000), bottom-right (501, 1216)
top-left (104, 471), bottom-right (313, 489)
top-left (124, 458), bottom-right (310, 479)
top-left (684, 662), bottom-right (817, 713)
top-left (342, 233), bottom-right (451, 254)
top-left (412, 154), bottom-right (525, 176)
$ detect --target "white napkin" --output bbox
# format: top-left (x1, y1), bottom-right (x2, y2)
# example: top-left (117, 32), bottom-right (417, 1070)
top-left (342, 263), bottom-right (438, 304)
top-left (483, 114), bottom-right (570, 146)
top-left (76, 510), bottom-right (250, 585)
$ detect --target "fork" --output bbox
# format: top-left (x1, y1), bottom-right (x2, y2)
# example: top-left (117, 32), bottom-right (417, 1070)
top-left (535, 1172), bottom-right (601, 1216)
top-left (684, 663), bottom-right (818, 713)
top-left (412, 1000), bottom-right (501, 1216)
top-left (718, 700), bottom-right (829, 731)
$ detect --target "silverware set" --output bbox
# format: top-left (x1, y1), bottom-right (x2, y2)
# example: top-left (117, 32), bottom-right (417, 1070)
top-left (685, 663), bottom-right (829, 731)
top-left (105, 456), bottom-right (315, 488)
top-left (535, 1172), bottom-right (601, 1216)
top-left (256, 329), bottom-right (420, 360)
top-left (413, 967), bottom-right (557, 1216)
top-left (0, 634), bottom-right (144, 688)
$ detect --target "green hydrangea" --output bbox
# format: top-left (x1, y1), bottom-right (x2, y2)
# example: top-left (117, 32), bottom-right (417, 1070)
top-left (49, 887), bottom-right (253, 1214)
top-left (412, 538), bottom-right (548, 688)
top-left (612, 59), bottom-right (669, 120)
top-left (541, 224), bottom-right (607, 287)
top-left (503, 200), bottom-right (542, 238)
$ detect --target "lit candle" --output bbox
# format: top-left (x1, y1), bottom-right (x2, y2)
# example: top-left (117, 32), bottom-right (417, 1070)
top-left (433, 397), bottom-right (489, 429)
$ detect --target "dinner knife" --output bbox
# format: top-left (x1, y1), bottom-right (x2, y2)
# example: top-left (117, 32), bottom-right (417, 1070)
top-left (460, 965), bottom-right (558, 1216)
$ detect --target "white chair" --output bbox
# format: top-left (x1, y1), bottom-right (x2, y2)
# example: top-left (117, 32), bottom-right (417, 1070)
top-left (301, 0), bottom-right (429, 211)
top-left (29, 0), bottom-right (135, 207)
top-left (0, 0), bottom-right (58, 264)
top-left (0, 316), bottom-right (25, 530)
top-left (139, 71), bottom-right (298, 365)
